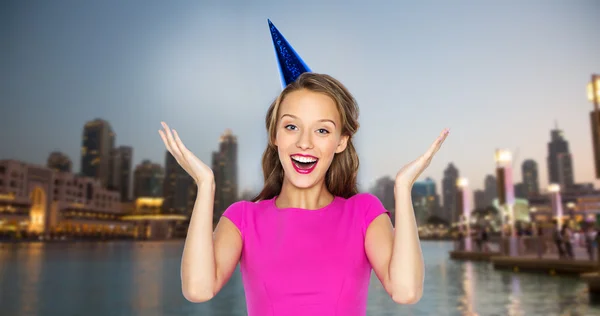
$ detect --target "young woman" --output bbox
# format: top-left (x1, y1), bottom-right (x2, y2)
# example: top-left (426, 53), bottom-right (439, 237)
top-left (159, 72), bottom-right (449, 315)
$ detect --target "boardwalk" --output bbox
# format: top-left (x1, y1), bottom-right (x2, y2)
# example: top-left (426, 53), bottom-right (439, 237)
top-left (449, 235), bottom-right (600, 295)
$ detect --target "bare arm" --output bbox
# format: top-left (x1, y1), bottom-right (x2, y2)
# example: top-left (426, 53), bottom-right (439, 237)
top-left (365, 187), bottom-right (423, 305)
top-left (157, 122), bottom-right (242, 303)
top-left (366, 129), bottom-right (449, 305)
top-left (388, 187), bottom-right (423, 303)
top-left (181, 182), bottom-right (243, 303)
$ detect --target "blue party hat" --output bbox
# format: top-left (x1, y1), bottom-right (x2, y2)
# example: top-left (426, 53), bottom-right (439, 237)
top-left (268, 19), bottom-right (311, 88)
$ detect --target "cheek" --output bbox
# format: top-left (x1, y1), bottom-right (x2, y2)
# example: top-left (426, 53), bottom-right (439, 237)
top-left (320, 139), bottom-right (342, 159)
top-left (275, 132), bottom-right (292, 149)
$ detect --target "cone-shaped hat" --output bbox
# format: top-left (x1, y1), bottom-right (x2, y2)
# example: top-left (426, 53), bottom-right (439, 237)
top-left (268, 19), bottom-right (311, 88)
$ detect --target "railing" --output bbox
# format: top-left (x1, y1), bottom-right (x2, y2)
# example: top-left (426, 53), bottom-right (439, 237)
top-left (454, 235), bottom-right (600, 262)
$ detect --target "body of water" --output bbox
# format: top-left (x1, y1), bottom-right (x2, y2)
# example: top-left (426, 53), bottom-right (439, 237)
top-left (0, 240), bottom-right (598, 316)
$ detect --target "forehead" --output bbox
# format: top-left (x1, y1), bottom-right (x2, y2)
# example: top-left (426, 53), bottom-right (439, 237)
top-left (278, 89), bottom-right (340, 121)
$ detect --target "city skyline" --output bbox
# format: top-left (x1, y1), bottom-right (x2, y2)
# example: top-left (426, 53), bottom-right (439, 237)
top-left (2, 1), bottom-right (600, 194)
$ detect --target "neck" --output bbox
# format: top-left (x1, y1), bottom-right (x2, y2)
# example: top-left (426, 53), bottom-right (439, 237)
top-left (276, 177), bottom-right (334, 210)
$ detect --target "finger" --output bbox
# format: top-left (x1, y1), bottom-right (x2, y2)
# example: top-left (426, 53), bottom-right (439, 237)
top-left (161, 122), bottom-right (183, 157)
top-left (161, 132), bottom-right (194, 177)
top-left (158, 130), bottom-right (174, 154)
top-left (159, 124), bottom-right (190, 172)
top-left (159, 124), bottom-right (178, 157)
top-left (172, 129), bottom-right (190, 157)
top-left (170, 128), bottom-right (198, 166)
top-left (171, 130), bottom-right (198, 176)
top-left (425, 128), bottom-right (449, 158)
top-left (159, 129), bottom-right (185, 164)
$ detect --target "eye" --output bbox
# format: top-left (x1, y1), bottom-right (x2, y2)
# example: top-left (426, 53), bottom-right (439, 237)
top-left (317, 128), bottom-right (330, 134)
top-left (285, 124), bottom-right (297, 131)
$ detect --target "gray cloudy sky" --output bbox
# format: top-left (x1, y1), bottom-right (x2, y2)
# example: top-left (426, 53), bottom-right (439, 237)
top-left (1, 0), bottom-right (600, 194)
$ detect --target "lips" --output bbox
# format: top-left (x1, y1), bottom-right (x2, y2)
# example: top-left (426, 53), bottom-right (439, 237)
top-left (290, 154), bottom-right (318, 174)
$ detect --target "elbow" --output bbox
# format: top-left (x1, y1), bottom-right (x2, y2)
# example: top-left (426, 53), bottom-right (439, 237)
top-left (182, 287), bottom-right (215, 303)
top-left (391, 288), bottom-right (423, 305)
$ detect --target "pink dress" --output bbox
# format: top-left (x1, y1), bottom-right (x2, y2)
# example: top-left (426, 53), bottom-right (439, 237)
top-left (222, 192), bottom-right (391, 316)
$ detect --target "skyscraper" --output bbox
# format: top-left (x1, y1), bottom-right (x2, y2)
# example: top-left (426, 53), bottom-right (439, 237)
top-left (442, 163), bottom-right (459, 223)
top-left (133, 160), bottom-right (164, 199)
top-left (80, 119), bottom-right (115, 188)
top-left (514, 183), bottom-right (526, 199)
top-left (212, 129), bottom-right (238, 225)
top-left (413, 177), bottom-right (437, 196)
top-left (521, 159), bottom-right (539, 197)
top-left (110, 146), bottom-right (133, 201)
top-left (162, 151), bottom-right (194, 215)
top-left (473, 189), bottom-right (486, 209)
top-left (370, 176), bottom-right (396, 222)
top-left (412, 177), bottom-right (440, 225)
top-left (547, 127), bottom-right (574, 190)
top-left (483, 175), bottom-right (497, 207)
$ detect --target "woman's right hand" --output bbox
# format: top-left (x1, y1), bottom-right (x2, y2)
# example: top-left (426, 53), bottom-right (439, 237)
top-left (158, 121), bottom-right (214, 185)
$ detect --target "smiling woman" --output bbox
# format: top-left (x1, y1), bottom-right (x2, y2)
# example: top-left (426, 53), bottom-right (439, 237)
top-left (254, 74), bottom-right (360, 202)
top-left (158, 20), bottom-right (449, 316)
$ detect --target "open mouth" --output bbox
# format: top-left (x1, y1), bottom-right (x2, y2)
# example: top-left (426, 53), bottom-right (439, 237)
top-left (290, 155), bottom-right (318, 174)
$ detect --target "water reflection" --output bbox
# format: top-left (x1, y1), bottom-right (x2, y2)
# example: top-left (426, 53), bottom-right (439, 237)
top-left (131, 242), bottom-right (164, 314)
top-left (457, 262), bottom-right (476, 316)
top-left (19, 243), bottom-right (42, 316)
top-left (0, 241), bottom-right (599, 315)
top-left (507, 275), bottom-right (522, 316)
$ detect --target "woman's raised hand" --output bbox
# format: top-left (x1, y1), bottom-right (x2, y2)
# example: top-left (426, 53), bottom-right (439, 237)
top-left (158, 122), bottom-right (214, 185)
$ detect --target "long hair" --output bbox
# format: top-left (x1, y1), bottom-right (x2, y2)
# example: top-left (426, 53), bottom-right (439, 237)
top-left (252, 72), bottom-right (360, 202)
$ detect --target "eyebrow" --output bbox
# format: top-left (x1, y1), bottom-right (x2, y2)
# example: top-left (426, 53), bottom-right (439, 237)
top-left (280, 114), bottom-right (337, 127)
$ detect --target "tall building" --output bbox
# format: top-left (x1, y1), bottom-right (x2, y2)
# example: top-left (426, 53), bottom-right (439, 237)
top-left (370, 176), bottom-right (395, 222)
top-left (133, 160), bottom-right (164, 198)
top-left (474, 189), bottom-right (486, 209)
top-left (521, 159), bottom-right (539, 197)
top-left (212, 129), bottom-right (238, 225)
top-left (162, 151), bottom-right (193, 215)
top-left (413, 177), bottom-right (436, 196)
top-left (442, 163), bottom-right (459, 223)
top-left (80, 119), bottom-right (115, 188)
top-left (47, 151), bottom-right (72, 173)
top-left (547, 127), bottom-right (574, 190)
top-left (483, 175), bottom-right (497, 207)
top-left (412, 177), bottom-right (440, 225)
top-left (514, 183), bottom-right (526, 199)
top-left (110, 146), bottom-right (133, 201)
top-left (590, 106), bottom-right (600, 179)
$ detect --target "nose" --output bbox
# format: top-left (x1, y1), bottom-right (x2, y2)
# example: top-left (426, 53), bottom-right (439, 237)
top-left (296, 129), bottom-right (313, 150)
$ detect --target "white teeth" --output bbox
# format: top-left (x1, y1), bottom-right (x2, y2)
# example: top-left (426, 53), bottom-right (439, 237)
top-left (291, 155), bottom-right (317, 163)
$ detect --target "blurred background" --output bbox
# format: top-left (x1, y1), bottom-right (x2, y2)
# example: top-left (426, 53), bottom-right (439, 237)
top-left (1, 0), bottom-right (600, 315)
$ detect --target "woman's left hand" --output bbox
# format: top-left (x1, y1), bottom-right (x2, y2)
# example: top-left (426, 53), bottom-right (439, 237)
top-left (395, 128), bottom-right (450, 188)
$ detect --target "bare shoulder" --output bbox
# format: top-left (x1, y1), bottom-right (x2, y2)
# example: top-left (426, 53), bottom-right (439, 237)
top-left (212, 201), bottom-right (256, 292)
top-left (215, 216), bottom-right (242, 238)
top-left (363, 194), bottom-right (394, 294)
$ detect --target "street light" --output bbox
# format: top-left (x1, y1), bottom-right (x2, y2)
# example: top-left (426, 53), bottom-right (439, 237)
top-left (457, 177), bottom-right (469, 188)
top-left (495, 149), bottom-right (515, 235)
top-left (456, 177), bottom-right (472, 251)
top-left (587, 74), bottom-right (600, 178)
top-left (495, 149), bottom-right (518, 256)
top-left (548, 183), bottom-right (563, 229)
top-left (587, 75), bottom-right (600, 104)
top-left (495, 149), bottom-right (512, 165)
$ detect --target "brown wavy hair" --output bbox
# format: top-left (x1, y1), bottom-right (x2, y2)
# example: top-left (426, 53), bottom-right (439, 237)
top-left (252, 72), bottom-right (360, 202)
